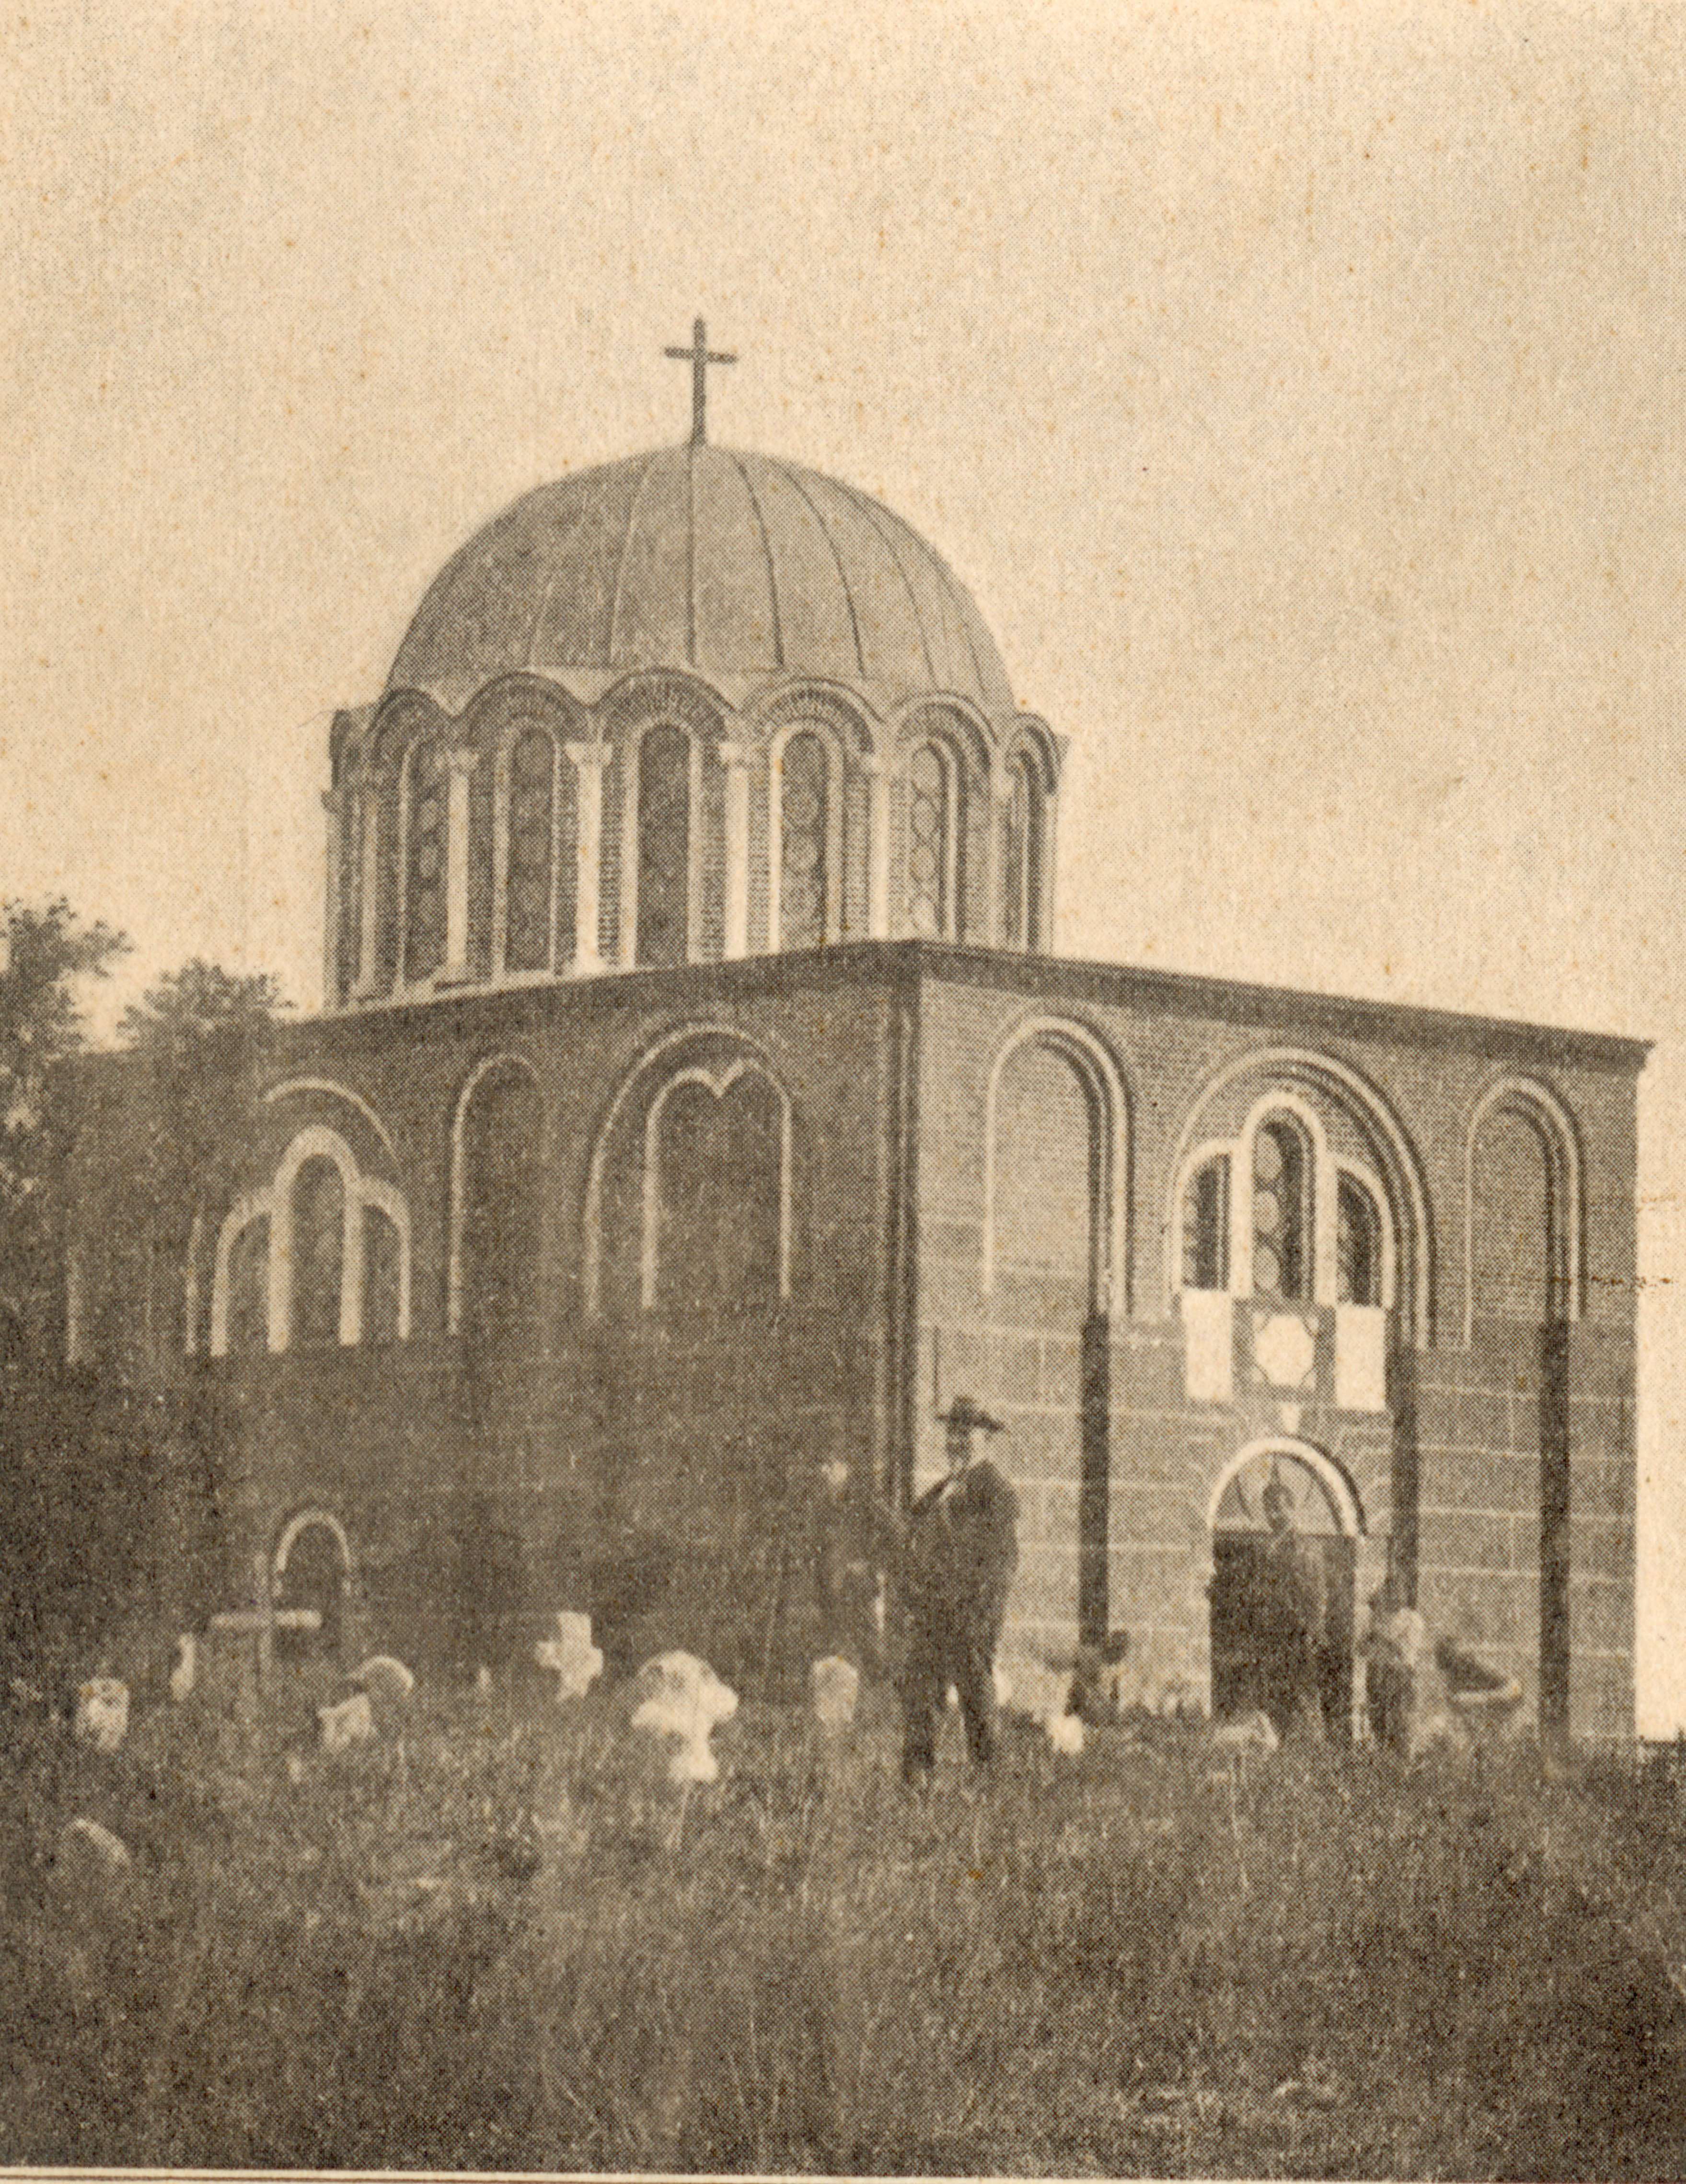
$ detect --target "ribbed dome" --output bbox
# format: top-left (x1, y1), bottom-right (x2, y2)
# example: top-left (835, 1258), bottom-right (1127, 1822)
top-left (388, 444), bottom-right (1016, 720)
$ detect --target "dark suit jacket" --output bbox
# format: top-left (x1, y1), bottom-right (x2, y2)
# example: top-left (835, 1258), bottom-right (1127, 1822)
top-left (900, 1458), bottom-right (1019, 1652)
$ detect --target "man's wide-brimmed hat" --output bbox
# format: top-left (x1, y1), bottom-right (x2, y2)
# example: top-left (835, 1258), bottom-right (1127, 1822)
top-left (941, 1396), bottom-right (1005, 1434)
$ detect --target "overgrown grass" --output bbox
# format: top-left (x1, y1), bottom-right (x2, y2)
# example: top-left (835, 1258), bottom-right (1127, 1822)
top-left (3, 1667), bottom-right (1686, 2176)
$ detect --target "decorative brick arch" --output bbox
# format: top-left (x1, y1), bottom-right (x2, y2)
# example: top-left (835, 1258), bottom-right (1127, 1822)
top-left (210, 1123), bottom-right (410, 1356)
top-left (1166, 1047), bottom-right (1433, 1345)
top-left (1205, 1435), bottom-right (1367, 1539)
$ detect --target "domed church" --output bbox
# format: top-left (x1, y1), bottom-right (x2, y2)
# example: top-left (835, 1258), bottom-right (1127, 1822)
top-left (66, 330), bottom-right (1644, 1736)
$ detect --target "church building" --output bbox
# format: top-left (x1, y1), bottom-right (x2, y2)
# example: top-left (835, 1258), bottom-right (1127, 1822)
top-left (64, 333), bottom-right (1645, 1738)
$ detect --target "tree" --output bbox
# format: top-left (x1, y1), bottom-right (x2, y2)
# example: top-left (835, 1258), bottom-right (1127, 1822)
top-left (117, 960), bottom-right (287, 1364)
top-left (0, 899), bottom-right (128, 1361)
top-left (117, 958), bottom-right (287, 1056)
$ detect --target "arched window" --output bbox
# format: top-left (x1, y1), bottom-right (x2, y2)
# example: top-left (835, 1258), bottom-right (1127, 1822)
top-left (210, 1119), bottom-right (410, 1357)
top-left (403, 738), bottom-right (448, 983)
top-left (505, 726), bottom-right (557, 972)
top-left (291, 1155), bottom-right (345, 1351)
top-left (226, 1217), bottom-right (269, 1357)
top-left (779, 730), bottom-right (830, 950)
top-left (1337, 1172), bottom-right (1383, 1308)
top-left (906, 739), bottom-right (958, 938)
top-left (1182, 1155), bottom-right (1231, 1293)
top-left (1251, 1115), bottom-right (1311, 1304)
top-left (457, 1061), bottom-right (543, 1351)
top-left (636, 724), bottom-right (691, 967)
top-left (1002, 752), bottom-right (1044, 950)
top-left (647, 1069), bottom-right (785, 1313)
top-left (362, 1204), bottom-right (402, 1345)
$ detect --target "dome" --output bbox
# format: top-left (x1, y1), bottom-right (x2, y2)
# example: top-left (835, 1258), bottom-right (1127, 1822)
top-left (388, 443), bottom-right (1016, 721)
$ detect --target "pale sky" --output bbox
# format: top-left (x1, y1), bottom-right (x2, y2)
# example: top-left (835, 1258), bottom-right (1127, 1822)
top-left (7, 0), bottom-right (1686, 1725)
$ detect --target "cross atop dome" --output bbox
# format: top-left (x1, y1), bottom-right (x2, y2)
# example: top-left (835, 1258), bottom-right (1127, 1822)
top-left (664, 317), bottom-right (736, 445)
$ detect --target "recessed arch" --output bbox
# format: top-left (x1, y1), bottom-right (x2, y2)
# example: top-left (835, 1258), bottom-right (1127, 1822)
top-left (271, 1508), bottom-right (353, 1660)
top-left (1463, 1073), bottom-right (1583, 1339)
top-left (582, 1022), bottom-right (795, 1320)
top-left (273, 1506), bottom-right (353, 1583)
top-left (888, 694), bottom-right (996, 780)
top-left (982, 1014), bottom-right (1131, 1315)
top-left (639, 1058), bottom-right (793, 1309)
top-left (447, 1050), bottom-right (546, 1337)
top-left (1001, 713), bottom-right (1061, 797)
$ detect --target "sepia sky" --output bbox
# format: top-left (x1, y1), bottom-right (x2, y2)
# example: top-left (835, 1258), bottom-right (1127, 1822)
top-left (7, 0), bottom-right (1686, 1724)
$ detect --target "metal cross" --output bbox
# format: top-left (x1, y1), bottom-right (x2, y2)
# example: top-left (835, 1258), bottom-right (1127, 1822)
top-left (664, 317), bottom-right (736, 445)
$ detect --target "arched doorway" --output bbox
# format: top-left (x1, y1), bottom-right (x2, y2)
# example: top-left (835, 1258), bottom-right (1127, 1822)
top-left (273, 1512), bottom-right (352, 1663)
top-left (1208, 1445), bottom-right (1358, 1736)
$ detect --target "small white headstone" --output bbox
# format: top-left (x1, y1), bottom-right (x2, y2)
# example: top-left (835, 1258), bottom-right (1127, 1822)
top-left (809, 1654), bottom-right (859, 1731)
top-left (60, 1816), bottom-right (131, 1872)
top-left (1213, 1709), bottom-right (1280, 1754)
top-left (168, 1634), bottom-right (197, 1704)
top-left (353, 1655), bottom-right (416, 1703)
top-left (631, 1651), bottom-right (738, 1785)
top-left (998, 1653), bottom-right (1087, 1754)
top-left (317, 1690), bottom-right (374, 1752)
top-left (535, 1611), bottom-right (604, 1702)
top-left (1045, 1712), bottom-right (1086, 1756)
top-left (74, 1678), bottom-right (128, 1754)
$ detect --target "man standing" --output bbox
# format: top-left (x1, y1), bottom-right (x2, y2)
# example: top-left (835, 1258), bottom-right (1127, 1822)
top-left (897, 1398), bottom-right (1019, 1788)
top-left (1254, 1466), bottom-right (1328, 1736)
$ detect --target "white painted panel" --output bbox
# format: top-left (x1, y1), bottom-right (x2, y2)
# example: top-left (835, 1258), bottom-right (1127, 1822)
top-left (1335, 1303), bottom-right (1389, 1413)
top-left (1181, 1287), bottom-right (1234, 1405)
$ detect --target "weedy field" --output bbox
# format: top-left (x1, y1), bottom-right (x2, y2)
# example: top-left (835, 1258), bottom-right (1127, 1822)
top-left (2, 1667), bottom-right (1686, 2178)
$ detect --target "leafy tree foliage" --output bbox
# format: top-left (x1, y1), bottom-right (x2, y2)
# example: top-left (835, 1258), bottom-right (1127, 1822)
top-left (115, 960), bottom-right (287, 1358)
top-left (0, 900), bottom-right (127, 1359)
top-left (117, 958), bottom-right (287, 1056)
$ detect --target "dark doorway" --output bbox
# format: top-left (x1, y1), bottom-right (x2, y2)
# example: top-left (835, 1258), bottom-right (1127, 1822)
top-left (1210, 1451), bottom-right (1356, 1737)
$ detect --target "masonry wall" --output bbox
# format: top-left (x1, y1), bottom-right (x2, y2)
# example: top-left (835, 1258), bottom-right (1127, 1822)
top-left (912, 950), bottom-right (1641, 1734)
top-left (77, 951), bottom-right (913, 1685)
top-left (64, 941), bottom-right (1642, 1732)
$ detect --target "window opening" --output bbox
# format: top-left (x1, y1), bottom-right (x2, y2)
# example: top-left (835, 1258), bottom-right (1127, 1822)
top-left (1337, 1173), bottom-right (1383, 1307)
top-left (404, 741), bottom-right (448, 983)
top-left (779, 731), bottom-right (829, 950)
top-left (636, 724), bottom-right (690, 967)
top-left (291, 1156), bottom-right (345, 1351)
top-left (1252, 1117), bottom-right (1310, 1303)
top-left (1182, 1155), bottom-right (1231, 1291)
top-left (1003, 753), bottom-right (1043, 949)
top-left (505, 727), bottom-right (555, 972)
top-left (907, 741), bottom-right (950, 937)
